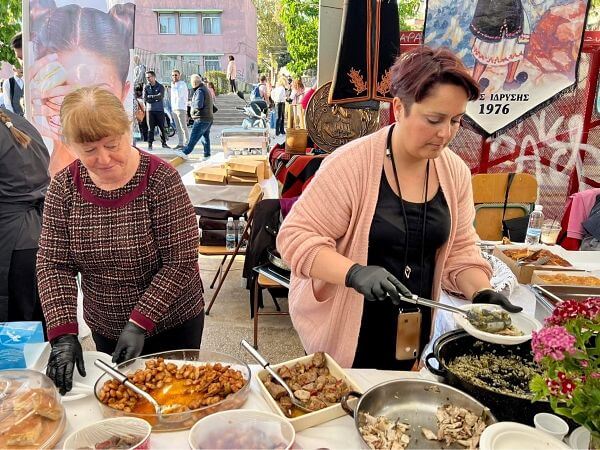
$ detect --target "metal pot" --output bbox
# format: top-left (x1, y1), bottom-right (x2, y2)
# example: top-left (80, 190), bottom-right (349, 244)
top-left (424, 329), bottom-right (553, 425)
top-left (340, 379), bottom-right (496, 449)
top-left (268, 248), bottom-right (290, 272)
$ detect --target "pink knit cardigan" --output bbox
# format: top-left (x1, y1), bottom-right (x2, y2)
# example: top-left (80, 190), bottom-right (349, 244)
top-left (276, 125), bottom-right (492, 367)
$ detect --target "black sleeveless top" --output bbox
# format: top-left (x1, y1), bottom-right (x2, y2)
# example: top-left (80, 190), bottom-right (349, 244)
top-left (353, 169), bottom-right (451, 370)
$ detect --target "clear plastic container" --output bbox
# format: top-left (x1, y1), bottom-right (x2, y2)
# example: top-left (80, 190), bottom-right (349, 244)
top-left (63, 417), bottom-right (151, 450)
top-left (0, 370), bottom-right (66, 449)
top-left (226, 217), bottom-right (236, 250)
top-left (188, 409), bottom-right (295, 450)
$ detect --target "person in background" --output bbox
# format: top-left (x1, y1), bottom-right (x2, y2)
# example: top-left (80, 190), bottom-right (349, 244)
top-left (170, 70), bottom-right (189, 150)
top-left (143, 70), bottom-right (169, 150)
top-left (271, 77), bottom-right (287, 136)
top-left (2, 66), bottom-right (25, 116)
top-left (291, 78), bottom-right (306, 105)
top-left (38, 87), bottom-right (204, 395)
top-left (11, 32), bottom-right (23, 63)
top-left (277, 46), bottom-right (521, 370)
top-left (134, 86), bottom-right (147, 142)
top-left (178, 74), bottom-right (214, 160)
top-left (207, 82), bottom-right (217, 100)
top-left (0, 110), bottom-right (50, 333)
top-left (133, 55), bottom-right (146, 89)
top-left (226, 55), bottom-right (237, 93)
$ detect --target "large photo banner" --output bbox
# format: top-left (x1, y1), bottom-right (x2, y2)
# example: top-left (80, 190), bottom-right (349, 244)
top-left (25, 0), bottom-right (135, 176)
top-left (424, 0), bottom-right (590, 135)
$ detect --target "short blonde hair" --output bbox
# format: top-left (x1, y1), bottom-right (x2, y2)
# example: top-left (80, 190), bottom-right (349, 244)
top-left (60, 87), bottom-right (130, 143)
top-left (190, 74), bottom-right (202, 87)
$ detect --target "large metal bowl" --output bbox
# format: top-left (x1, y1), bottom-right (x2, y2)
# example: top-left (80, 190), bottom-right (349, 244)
top-left (93, 349), bottom-right (251, 432)
top-left (341, 379), bottom-right (497, 449)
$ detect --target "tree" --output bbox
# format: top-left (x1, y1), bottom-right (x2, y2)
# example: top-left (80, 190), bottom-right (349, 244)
top-left (398, 0), bottom-right (424, 31)
top-left (279, 0), bottom-right (318, 77)
top-left (0, 0), bottom-right (22, 66)
top-left (254, 0), bottom-right (289, 76)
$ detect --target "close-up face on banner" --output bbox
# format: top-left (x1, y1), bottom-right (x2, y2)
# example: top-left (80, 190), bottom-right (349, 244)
top-left (24, 0), bottom-right (135, 176)
top-left (424, 0), bottom-right (590, 135)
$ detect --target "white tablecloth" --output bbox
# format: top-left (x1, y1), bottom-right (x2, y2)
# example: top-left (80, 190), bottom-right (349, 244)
top-left (58, 366), bottom-right (429, 449)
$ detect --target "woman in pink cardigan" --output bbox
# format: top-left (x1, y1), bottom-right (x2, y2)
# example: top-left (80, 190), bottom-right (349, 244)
top-left (277, 46), bottom-right (521, 369)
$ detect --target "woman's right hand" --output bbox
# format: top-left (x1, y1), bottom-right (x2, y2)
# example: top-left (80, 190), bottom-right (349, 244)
top-left (46, 334), bottom-right (86, 395)
top-left (345, 264), bottom-right (412, 304)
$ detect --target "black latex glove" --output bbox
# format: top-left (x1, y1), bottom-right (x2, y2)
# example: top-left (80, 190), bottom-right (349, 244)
top-left (112, 321), bottom-right (146, 363)
top-left (472, 289), bottom-right (523, 313)
top-left (47, 334), bottom-right (86, 395)
top-left (345, 264), bottom-right (412, 305)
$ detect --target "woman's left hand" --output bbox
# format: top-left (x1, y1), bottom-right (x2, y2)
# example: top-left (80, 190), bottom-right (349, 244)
top-left (112, 321), bottom-right (146, 363)
top-left (472, 289), bottom-right (523, 313)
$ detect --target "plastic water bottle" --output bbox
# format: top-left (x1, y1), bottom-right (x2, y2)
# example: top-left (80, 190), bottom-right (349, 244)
top-left (226, 217), bottom-right (236, 250)
top-left (237, 217), bottom-right (248, 251)
top-left (525, 205), bottom-right (544, 245)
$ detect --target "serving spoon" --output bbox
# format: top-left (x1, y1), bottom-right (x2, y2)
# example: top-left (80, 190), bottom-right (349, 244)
top-left (240, 339), bottom-right (314, 413)
top-left (94, 359), bottom-right (188, 421)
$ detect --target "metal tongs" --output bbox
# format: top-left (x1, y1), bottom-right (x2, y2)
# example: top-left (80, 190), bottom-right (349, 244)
top-left (241, 339), bottom-right (314, 413)
top-left (399, 294), bottom-right (511, 333)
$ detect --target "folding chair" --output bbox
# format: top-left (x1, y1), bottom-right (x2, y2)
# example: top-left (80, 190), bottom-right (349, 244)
top-left (201, 192), bottom-right (264, 315)
top-left (252, 265), bottom-right (290, 349)
top-left (472, 173), bottom-right (537, 241)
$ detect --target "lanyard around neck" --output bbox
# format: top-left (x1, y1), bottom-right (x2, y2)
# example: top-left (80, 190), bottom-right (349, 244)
top-left (385, 125), bottom-right (430, 294)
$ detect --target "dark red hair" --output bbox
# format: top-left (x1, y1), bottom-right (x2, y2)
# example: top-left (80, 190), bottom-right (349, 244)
top-left (390, 46), bottom-right (479, 112)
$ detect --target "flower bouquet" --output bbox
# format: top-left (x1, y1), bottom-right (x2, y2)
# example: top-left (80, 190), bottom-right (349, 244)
top-left (530, 297), bottom-right (600, 449)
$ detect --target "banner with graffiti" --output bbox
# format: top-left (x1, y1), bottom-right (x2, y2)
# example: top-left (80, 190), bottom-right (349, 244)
top-left (24, 0), bottom-right (135, 176)
top-left (424, 0), bottom-right (590, 135)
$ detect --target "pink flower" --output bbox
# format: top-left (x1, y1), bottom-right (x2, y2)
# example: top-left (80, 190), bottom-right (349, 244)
top-left (580, 360), bottom-right (589, 368)
top-left (592, 372), bottom-right (600, 379)
top-left (546, 378), bottom-right (560, 396)
top-left (545, 300), bottom-right (587, 326)
top-left (531, 326), bottom-right (577, 362)
top-left (584, 297), bottom-right (600, 319)
top-left (561, 379), bottom-right (576, 398)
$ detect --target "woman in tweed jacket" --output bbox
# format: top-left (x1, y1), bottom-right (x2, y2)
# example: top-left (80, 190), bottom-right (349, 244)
top-left (38, 87), bottom-right (204, 394)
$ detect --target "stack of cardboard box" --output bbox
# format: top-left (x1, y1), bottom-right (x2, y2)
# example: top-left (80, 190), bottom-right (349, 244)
top-left (193, 155), bottom-right (271, 186)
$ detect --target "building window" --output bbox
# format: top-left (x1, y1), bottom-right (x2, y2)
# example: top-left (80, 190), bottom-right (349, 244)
top-left (204, 56), bottom-right (221, 73)
top-left (202, 13), bottom-right (221, 35)
top-left (179, 13), bottom-right (198, 35)
top-left (160, 57), bottom-right (177, 82)
top-left (158, 13), bottom-right (176, 34)
top-left (182, 56), bottom-right (202, 74)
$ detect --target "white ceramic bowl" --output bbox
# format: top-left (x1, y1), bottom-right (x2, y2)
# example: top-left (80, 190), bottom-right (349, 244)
top-left (454, 303), bottom-right (542, 345)
top-left (188, 409), bottom-right (295, 450)
top-left (480, 422), bottom-right (571, 450)
top-left (63, 417), bottom-right (151, 450)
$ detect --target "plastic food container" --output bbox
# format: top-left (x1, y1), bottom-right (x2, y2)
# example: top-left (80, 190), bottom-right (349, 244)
top-left (256, 352), bottom-right (362, 432)
top-left (63, 417), bottom-right (152, 450)
top-left (188, 409), bottom-right (295, 450)
top-left (93, 349), bottom-right (251, 432)
top-left (0, 369), bottom-right (66, 449)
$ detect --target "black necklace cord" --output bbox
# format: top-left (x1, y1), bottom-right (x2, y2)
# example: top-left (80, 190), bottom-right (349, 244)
top-left (386, 124), bottom-right (430, 297)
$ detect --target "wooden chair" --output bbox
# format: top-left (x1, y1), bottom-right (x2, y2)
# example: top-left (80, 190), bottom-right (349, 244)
top-left (201, 192), bottom-right (264, 315)
top-left (252, 265), bottom-right (290, 349)
top-left (472, 173), bottom-right (537, 241)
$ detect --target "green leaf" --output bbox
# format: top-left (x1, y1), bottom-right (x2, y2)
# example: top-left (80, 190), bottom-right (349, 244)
top-left (0, 0), bottom-right (21, 66)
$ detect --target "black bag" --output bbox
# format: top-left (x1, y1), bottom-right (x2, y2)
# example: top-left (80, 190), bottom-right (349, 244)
top-left (198, 217), bottom-right (229, 230)
top-left (199, 229), bottom-right (226, 246)
top-left (213, 104), bottom-right (218, 113)
top-left (501, 173), bottom-right (530, 242)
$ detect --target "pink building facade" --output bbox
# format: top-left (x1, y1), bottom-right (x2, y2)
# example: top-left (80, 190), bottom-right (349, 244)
top-left (134, 0), bottom-right (257, 84)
